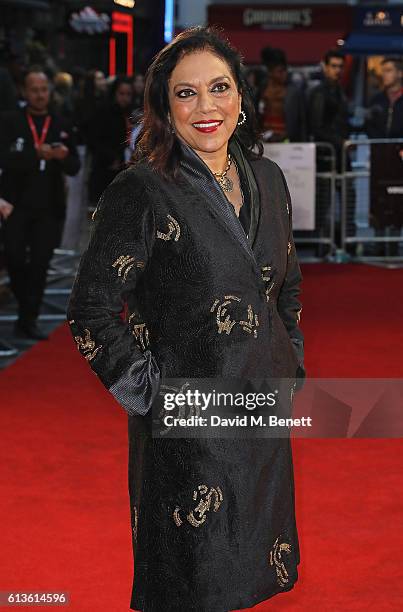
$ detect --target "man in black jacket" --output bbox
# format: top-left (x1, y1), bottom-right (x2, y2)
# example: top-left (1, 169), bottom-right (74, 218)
top-left (366, 58), bottom-right (403, 256)
top-left (308, 49), bottom-right (349, 171)
top-left (0, 68), bottom-right (80, 339)
top-left (366, 57), bottom-right (403, 139)
top-left (308, 50), bottom-right (353, 252)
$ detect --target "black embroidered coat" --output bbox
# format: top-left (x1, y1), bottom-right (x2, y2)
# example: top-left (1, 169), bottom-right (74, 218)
top-left (66, 135), bottom-right (305, 612)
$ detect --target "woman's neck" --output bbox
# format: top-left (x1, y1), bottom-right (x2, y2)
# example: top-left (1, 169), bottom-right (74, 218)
top-left (194, 146), bottom-right (228, 175)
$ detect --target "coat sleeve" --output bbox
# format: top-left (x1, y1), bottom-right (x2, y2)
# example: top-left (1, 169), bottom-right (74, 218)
top-left (308, 87), bottom-right (344, 149)
top-left (66, 169), bottom-right (161, 416)
top-left (59, 121), bottom-right (81, 177)
top-left (276, 165), bottom-right (306, 388)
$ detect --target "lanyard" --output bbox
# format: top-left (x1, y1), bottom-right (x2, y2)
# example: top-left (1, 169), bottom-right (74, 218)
top-left (27, 113), bottom-right (51, 149)
top-left (27, 112), bottom-right (51, 171)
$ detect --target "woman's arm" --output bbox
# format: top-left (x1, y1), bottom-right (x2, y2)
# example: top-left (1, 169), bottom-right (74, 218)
top-left (66, 168), bottom-right (160, 416)
top-left (276, 166), bottom-right (306, 387)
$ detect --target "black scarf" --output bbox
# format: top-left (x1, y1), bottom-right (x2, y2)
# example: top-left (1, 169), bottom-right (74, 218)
top-left (178, 135), bottom-right (261, 263)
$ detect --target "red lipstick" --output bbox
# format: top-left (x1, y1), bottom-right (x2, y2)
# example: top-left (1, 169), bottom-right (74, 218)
top-left (192, 119), bottom-right (223, 133)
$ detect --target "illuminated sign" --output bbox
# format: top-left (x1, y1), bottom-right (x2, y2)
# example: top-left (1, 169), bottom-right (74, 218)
top-left (363, 10), bottom-right (392, 27)
top-left (355, 6), bottom-right (403, 33)
top-left (69, 6), bottom-right (110, 35)
top-left (164, 0), bottom-right (174, 43)
top-left (109, 11), bottom-right (134, 77)
top-left (114, 0), bottom-right (135, 8)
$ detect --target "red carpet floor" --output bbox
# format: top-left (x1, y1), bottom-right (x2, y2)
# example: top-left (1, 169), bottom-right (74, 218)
top-left (1, 263), bottom-right (402, 611)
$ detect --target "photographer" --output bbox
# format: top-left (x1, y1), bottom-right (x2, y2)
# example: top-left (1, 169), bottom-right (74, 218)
top-left (0, 68), bottom-right (80, 339)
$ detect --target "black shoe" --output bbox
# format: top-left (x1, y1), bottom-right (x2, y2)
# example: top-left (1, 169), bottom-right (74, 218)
top-left (14, 318), bottom-right (49, 340)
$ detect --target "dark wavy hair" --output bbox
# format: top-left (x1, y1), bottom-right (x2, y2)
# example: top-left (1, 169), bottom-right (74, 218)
top-left (131, 26), bottom-right (263, 180)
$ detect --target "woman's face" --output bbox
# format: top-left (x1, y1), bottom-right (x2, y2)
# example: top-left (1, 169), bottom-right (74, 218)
top-left (115, 83), bottom-right (133, 109)
top-left (133, 74), bottom-right (145, 95)
top-left (168, 50), bottom-right (242, 158)
top-left (94, 71), bottom-right (106, 92)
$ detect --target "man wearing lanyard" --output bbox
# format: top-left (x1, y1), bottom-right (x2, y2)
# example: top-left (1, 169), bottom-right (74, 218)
top-left (0, 68), bottom-right (80, 340)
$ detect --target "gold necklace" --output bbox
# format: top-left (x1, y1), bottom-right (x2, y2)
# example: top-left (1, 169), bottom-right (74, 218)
top-left (213, 153), bottom-right (233, 192)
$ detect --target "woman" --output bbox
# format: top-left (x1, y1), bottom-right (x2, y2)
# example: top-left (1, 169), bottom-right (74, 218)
top-left (87, 75), bottom-right (134, 203)
top-left (67, 26), bottom-right (305, 612)
top-left (72, 69), bottom-right (107, 147)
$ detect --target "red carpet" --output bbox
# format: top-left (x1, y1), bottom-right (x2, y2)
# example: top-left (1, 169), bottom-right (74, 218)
top-left (1, 263), bottom-right (402, 611)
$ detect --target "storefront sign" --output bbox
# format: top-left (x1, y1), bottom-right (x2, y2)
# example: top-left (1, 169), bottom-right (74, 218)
top-left (263, 143), bottom-right (316, 231)
top-left (363, 10), bottom-right (392, 28)
top-left (243, 8), bottom-right (312, 29)
top-left (209, 4), bottom-right (352, 32)
top-left (354, 7), bottom-right (403, 34)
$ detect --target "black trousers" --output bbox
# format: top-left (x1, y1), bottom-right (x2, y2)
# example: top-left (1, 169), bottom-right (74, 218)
top-left (1, 207), bottom-right (63, 320)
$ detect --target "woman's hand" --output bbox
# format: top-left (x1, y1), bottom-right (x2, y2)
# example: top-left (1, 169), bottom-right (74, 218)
top-left (0, 198), bottom-right (14, 220)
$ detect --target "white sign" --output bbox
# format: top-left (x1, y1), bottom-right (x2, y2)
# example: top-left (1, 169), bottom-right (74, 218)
top-left (263, 143), bottom-right (316, 231)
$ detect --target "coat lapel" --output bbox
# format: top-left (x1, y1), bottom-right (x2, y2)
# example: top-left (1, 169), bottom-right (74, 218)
top-left (229, 137), bottom-right (261, 250)
top-left (178, 137), bottom-right (260, 265)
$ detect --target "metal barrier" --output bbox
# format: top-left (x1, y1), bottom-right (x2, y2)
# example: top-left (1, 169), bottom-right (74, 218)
top-left (341, 138), bottom-right (403, 263)
top-left (293, 142), bottom-right (337, 261)
top-left (263, 141), bottom-right (337, 262)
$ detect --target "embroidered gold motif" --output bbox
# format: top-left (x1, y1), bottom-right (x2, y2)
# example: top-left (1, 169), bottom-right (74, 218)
top-left (156, 214), bottom-right (181, 241)
top-left (261, 265), bottom-right (272, 282)
top-left (239, 304), bottom-right (259, 338)
top-left (132, 505), bottom-right (138, 542)
top-left (261, 266), bottom-right (275, 303)
top-left (128, 313), bottom-right (150, 350)
top-left (112, 255), bottom-right (145, 281)
top-left (211, 296), bottom-right (260, 337)
top-left (173, 484), bottom-right (223, 528)
top-left (269, 536), bottom-right (292, 587)
top-left (173, 506), bottom-right (183, 526)
top-left (210, 296), bottom-right (241, 335)
top-left (290, 381), bottom-right (297, 404)
top-left (133, 323), bottom-right (149, 350)
top-left (265, 282), bottom-right (275, 302)
top-left (287, 241), bottom-right (292, 255)
top-left (224, 294), bottom-right (241, 301)
top-left (74, 328), bottom-right (102, 361)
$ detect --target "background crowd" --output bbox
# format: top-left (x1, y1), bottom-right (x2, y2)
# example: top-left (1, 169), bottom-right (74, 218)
top-left (0, 43), bottom-right (402, 340)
